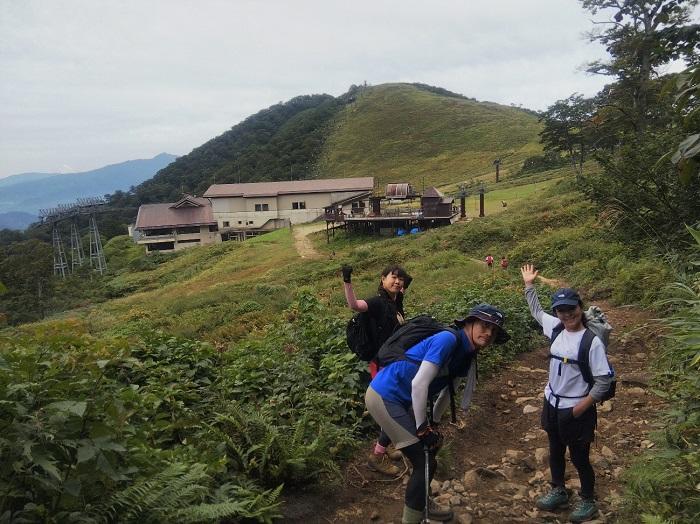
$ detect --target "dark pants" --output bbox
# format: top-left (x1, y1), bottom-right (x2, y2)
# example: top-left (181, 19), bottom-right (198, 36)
top-left (541, 399), bottom-right (596, 500)
top-left (378, 430), bottom-right (391, 447)
top-left (401, 442), bottom-right (437, 510)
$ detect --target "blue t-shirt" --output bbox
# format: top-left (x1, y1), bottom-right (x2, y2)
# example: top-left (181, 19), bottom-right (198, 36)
top-left (370, 329), bottom-right (472, 406)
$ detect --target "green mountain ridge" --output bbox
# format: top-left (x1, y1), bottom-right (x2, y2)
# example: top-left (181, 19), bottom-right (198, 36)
top-left (317, 83), bottom-right (541, 188)
top-left (117, 83), bottom-right (542, 209)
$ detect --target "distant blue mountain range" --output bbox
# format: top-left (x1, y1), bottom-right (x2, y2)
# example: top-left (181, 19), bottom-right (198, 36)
top-left (0, 211), bottom-right (38, 230)
top-left (0, 153), bottom-right (177, 229)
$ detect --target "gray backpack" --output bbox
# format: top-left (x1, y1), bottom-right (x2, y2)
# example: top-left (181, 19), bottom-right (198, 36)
top-left (584, 306), bottom-right (612, 347)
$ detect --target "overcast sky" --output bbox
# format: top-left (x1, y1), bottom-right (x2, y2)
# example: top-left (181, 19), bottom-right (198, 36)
top-left (0, 0), bottom-right (662, 179)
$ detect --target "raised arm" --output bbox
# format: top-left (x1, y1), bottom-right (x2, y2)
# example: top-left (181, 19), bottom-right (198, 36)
top-left (342, 265), bottom-right (368, 312)
top-left (521, 264), bottom-right (545, 325)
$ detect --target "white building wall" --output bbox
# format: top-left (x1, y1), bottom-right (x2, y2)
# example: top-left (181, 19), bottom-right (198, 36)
top-left (211, 190), bottom-right (369, 228)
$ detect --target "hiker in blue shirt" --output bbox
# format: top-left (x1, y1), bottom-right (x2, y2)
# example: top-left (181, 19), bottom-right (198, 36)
top-left (365, 304), bottom-right (510, 524)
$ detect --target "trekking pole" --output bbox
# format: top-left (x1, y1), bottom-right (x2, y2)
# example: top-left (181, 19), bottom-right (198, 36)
top-left (423, 444), bottom-right (430, 524)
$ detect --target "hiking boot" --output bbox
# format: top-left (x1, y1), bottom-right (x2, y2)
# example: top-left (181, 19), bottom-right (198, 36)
top-left (386, 444), bottom-right (403, 461)
top-left (569, 498), bottom-right (598, 522)
top-left (367, 452), bottom-right (401, 476)
top-left (535, 486), bottom-right (569, 511)
top-left (428, 498), bottom-right (453, 521)
top-left (401, 505), bottom-right (423, 524)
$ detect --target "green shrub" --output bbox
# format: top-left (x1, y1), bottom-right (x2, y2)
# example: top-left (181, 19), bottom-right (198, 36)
top-left (610, 258), bottom-right (673, 306)
top-left (621, 230), bottom-right (700, 522)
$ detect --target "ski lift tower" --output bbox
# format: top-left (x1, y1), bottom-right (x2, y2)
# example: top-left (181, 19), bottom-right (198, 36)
top-left (77, 197), bottom-right (108, 274)
top-left (38, 196), bottom-right (109, 278)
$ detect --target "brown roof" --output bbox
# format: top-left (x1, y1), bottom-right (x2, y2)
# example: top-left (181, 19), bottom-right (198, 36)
top-left (203, 177), bottom-right (374, 198)
top-left (135, 196), bottom-right (215, 230)
top-left (422, 187), bottom-right (444, 198)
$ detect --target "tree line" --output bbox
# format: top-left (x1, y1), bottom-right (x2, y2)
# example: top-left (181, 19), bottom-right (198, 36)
top-left (538, 0), bottom-right (699, 247)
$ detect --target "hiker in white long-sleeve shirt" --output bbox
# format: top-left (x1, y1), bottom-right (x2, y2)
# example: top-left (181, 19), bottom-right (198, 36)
top-left (521, 264), bottom-right (614, 523)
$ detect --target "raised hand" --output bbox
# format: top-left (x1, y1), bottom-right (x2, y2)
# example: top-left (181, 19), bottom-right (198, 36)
top-left (341, 265), bottom-right (353, 283)
top-left (520, 264), bottom-right (539, 286)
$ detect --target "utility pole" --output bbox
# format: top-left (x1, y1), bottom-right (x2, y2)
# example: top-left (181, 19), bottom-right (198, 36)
top-left (479, 184), bottom-right (485, 217)
top-left (493, 158), bottom-right (501, 183)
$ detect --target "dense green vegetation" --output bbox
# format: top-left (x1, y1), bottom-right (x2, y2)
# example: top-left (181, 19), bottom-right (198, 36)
top-left (620, 229), bottom-right (700, 522)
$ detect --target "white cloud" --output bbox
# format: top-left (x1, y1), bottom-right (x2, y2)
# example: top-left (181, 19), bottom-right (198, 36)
top-left (0, 0), bottom-right (648, 178)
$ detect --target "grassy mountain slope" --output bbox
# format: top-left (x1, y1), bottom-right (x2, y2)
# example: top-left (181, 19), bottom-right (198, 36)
top-left (318, 83), bottom-right (542, 188)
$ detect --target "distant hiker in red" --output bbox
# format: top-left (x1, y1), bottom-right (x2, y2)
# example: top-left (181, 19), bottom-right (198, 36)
top-left (485, 255), bottom-right (494, 268)
top-left (500, 257), bottom-right (509, 269)
top-left (342, 264), bottom-right (412, 477)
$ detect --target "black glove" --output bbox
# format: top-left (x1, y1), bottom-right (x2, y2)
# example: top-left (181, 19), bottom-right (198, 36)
top-left (403, 275), bottom-right (413, 290)
top-left (341, 265), bottom-right (353, 283)
top-left (416, 421), bottom-right (443, 451)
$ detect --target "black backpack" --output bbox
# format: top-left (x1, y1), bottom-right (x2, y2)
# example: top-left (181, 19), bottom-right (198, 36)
top-left (550, 324), bottom-right (616, 401)
top-left (346, 312), bottom-right (380, 361)
top-left (377, 315), bottom-right (472, 423)
top-left (377, 315), bottom-right (459, 367)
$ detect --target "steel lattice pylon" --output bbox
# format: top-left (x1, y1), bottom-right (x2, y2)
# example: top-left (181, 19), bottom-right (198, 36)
top-left (39, 197), bottom-right (108, 278)
top-left (52, 225), bottom-right (68, 278)
top-left (88, 215), bottom-right (107, 274)
top-left (70, 219), bottom-right (84, 270)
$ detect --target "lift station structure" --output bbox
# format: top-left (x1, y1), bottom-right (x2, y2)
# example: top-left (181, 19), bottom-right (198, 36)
top-left (38, 197), bottom-right (108, 278)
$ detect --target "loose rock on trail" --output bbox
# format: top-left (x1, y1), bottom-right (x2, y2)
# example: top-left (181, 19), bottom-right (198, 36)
top-left (283, 303), bottom-right (663, 523)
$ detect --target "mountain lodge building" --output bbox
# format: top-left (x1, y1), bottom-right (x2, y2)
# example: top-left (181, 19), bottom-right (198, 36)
top-left (132, 177), bottom-right (375, 252)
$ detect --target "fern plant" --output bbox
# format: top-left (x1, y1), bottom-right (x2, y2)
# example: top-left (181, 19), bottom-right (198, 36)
top-left (94, 462), bottom-right (281, 523)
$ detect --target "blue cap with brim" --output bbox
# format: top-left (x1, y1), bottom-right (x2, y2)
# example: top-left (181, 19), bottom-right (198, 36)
top-left (455, 303), bottom-right (510, 345)
top-left (551, 288), bottom-right (582, 310)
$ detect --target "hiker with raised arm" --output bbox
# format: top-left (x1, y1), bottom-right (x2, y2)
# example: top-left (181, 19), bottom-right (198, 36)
top-left (520, 264), bottom-right (615, 523)
top-left (365, 304), bottom-right (510, 524)
top-left (342, 264), bottom-right (412, 476)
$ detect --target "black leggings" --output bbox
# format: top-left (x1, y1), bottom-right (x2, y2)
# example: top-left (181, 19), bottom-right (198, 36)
top-left (400, 442), bottom-right (437, 510)
top-left (542, 400), bottom-right (596, 499)
top-left (378, 430), bottom-right (391, 447)
top-left (548, 434), bottom-right (594, 499)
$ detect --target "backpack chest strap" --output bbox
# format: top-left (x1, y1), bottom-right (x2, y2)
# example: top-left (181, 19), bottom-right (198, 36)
top-left (550, 354), bottom-right (583, 366)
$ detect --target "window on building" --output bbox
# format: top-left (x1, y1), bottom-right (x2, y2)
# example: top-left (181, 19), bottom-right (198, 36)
top-left (222, 221), bottom-right (230, 227)
top-left (292, 201), bottom-right (306, 210)
top-left (352, 201), bottom-right (366, 209)
top-left (238, 221), bottom-right (242, 224)
top-left (176, 226), bottom-right (200, 234)
top-left (146, 241), bottom-right (175, 251)
top-left (254, 203), bottom-right (269, 212)
top-left (208, 224), bottom-right (219, 232)
top-left (144, 228), bottom-right (173, 237)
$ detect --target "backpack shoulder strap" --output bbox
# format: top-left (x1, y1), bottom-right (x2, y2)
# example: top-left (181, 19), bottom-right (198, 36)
top-left (576, 328), bottom-right (596, 388)
top-left (550, 322), bottom-right (565, 344)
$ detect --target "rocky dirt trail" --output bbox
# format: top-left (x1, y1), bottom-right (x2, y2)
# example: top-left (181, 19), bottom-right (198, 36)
top-left (284, 302), bottom-right (664, 523)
